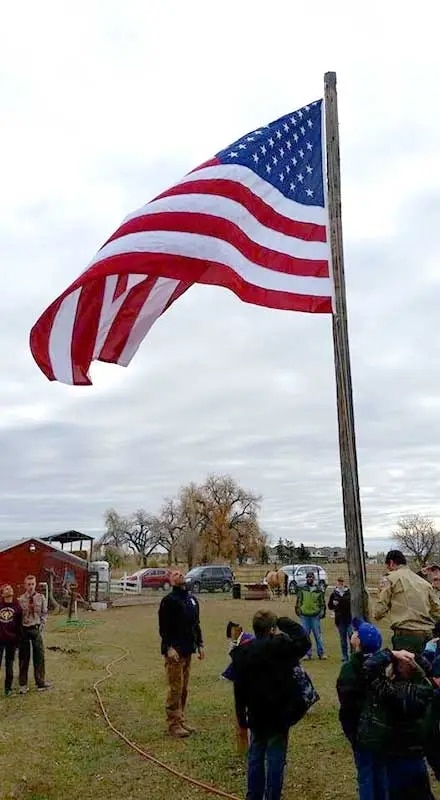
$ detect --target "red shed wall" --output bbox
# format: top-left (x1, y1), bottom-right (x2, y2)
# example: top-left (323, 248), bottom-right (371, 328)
top-left (0, 539), bottom-right (88, 597)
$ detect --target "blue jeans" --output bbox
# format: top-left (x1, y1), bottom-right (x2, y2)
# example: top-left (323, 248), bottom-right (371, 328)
top-left (337, 621), bottom-right (353, 661)
top-left (354, 749), bottom-right (389, 800)
top-left (247, 731), bottom-right (288, 800)
top-left (300, 615), bottom-right (324, 658)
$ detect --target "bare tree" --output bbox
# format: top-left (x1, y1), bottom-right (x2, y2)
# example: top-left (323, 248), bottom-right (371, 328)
top-left (101, 508), bottom-right (130, 550)
top-left (125, 509), bottom-right (161, 566)
top-left (156, 498), bottom-right (184, 566)
top-left (393, 514), bottom-right (440, 567)
top-left (101, 508), bottom-right (160, 567)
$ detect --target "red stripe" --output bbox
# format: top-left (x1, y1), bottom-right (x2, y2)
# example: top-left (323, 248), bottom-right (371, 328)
top-left (97, 276), bottom-right (159, 363)
top-left (63, 253), bottom-right (331, 314)
top-left (104, 212), bottom-right (329, 279)
top-left (29, 297), bottom-right (65, 382)
top-left (70, 278), bottom-right (106, 384)
top-left (152, 177), bottom-right (326, 243)
top-left (113, 275), bottom-right (129, 300)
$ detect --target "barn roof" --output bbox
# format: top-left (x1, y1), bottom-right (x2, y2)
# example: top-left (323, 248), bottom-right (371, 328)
top-left (41, 530), bottom-right (94, 544)
top-left (0, 538), bottom-right (89, 567)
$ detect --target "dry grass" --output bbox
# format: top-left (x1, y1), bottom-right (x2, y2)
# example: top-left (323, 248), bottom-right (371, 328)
top-left (1, 597), bottom-right (439, 800)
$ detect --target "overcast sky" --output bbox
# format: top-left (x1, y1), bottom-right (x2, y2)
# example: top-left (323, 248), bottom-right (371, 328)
top-left (2, 1), bottom-right (440, 552)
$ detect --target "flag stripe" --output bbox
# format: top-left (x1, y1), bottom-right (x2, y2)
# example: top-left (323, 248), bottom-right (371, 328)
top-left (175, 163), bottom-right (327, 225)
top-left (125, 169), bottom-right (327, 239)
top-left (87, 231), bottom-right (331, 297)
top-left (98, 275), bottom-right (160, 363)
top-left (115, 276), bottom-right (182, 366)
top-left (152, 179), bottom-right (326, 243)
top-left (104, 210), bottom-right (329, 278)
top-left (48, 289), bottom-right (84, 385)
top-left (71, 278), bottom-right (106, 385)
top-left (92, 274), bottom-right (146, 359)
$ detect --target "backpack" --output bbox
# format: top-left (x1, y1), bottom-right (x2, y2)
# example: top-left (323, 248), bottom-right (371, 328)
top-left (290, 664), bottom-right (320, 725)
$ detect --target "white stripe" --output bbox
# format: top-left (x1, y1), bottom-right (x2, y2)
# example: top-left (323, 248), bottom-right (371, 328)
top-left (125, 164), bottom-right (327, 227)
top-left (119, 193), bottom-right (328, 262)
top-left (117, 277), bottom-right (180, 366)
top-left (92, 274), bottom-right (146, 359)
top-left (88, 231), bottom-right (332, 297)
top-left (48, 289), bottom-right (81, 384)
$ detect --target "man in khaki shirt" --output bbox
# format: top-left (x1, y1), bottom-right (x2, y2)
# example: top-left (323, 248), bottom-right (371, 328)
top-left (374, 550), bottom-right (440, 654)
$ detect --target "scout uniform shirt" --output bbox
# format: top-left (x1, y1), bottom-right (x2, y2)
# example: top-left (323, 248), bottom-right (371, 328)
top-left (18, 592), bottom-right (48, 628)
top-left (374, 565), bottom-right (440, 632)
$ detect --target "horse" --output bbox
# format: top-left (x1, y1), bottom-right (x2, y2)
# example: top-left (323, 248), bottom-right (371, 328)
top-left (264, 569), bottom-right (289, 600)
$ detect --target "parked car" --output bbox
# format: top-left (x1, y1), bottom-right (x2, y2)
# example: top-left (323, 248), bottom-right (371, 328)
top-left (184, 565), bottom-right (234, 593)
top-left (120, 568), bottom-right (173, 590)
top-left (281, 564), bottom-right (328, 595)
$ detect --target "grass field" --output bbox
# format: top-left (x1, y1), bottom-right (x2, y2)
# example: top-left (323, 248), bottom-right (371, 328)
top-left (2, 597), bottom-right (439, 800)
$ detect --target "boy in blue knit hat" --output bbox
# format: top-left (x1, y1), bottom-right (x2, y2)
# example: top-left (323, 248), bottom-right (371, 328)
top-left (337, 618), bottom-right (388, 798)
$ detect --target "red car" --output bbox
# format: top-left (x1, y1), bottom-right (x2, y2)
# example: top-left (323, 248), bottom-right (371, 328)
top-left (123, 568), bottom-right (173, 590)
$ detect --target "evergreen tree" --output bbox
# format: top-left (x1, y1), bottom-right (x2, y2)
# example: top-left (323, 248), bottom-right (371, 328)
top-left (295, 543), bottom-right (310, 562)
top-left (276, 537), bottom-right (286, 564)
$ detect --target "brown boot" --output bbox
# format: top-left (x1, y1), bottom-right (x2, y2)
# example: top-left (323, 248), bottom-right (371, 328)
top-left (169, 724), bottom-right (191, 738)
top-left (181, 722), bottom-right (196, 733)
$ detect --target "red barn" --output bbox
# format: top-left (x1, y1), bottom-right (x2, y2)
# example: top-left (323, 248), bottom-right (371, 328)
top-left (0, 538), bottom-right (89, 598)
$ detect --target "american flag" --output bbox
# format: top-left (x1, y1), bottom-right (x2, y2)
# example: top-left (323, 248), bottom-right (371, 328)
top-left (30, 99), bottom-right (332, 386)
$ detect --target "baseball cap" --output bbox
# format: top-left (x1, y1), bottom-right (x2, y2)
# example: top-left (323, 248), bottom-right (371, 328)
top-left (352, 617), bottom-right (382, 654)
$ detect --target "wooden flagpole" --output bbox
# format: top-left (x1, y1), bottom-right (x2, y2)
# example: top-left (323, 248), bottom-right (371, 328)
top-left (324, 72), bottom-right (369, 620)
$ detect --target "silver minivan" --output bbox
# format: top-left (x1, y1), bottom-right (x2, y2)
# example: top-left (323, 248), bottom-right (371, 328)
top-left (281, 563), bottom-right (328, 595)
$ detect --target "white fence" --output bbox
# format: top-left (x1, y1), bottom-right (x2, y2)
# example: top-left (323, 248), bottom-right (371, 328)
top-left (109, 574), bottom-right (142, 595)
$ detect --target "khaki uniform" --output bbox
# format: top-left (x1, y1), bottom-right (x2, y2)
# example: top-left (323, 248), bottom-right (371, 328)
top-left (374, 566), bottom-right (440, 653)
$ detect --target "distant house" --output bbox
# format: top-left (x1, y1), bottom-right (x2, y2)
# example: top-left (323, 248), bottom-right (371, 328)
top-left (0, 538), bottom-right (89, 598)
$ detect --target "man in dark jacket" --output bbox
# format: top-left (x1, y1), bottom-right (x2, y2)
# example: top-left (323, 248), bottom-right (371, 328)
top-left (158, 568), bottom-right (204, 738)
top-left (0, 584), bottom-right (22, 696)
top-left (328, 578), bottom-right (352, 663)
top-left (232, 610), bottom-right (310, 800)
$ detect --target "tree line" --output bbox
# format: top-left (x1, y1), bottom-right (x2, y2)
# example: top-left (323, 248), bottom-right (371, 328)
top-left (98, 473), bottom-right (265, 569)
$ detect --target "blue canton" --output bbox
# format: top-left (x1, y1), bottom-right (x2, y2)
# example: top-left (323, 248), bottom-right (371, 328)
top-left (217, 100), bottom-right (324, 207)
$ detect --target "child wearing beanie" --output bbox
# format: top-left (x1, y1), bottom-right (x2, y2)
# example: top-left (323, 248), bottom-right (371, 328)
top-left (337, 618), bottom-right (387, 798)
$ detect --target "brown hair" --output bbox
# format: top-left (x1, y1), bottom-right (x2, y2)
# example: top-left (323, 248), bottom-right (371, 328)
top-left (252, 609), bottom-right (277, 638)
top-left (24, 575), bottom-right (36, 582)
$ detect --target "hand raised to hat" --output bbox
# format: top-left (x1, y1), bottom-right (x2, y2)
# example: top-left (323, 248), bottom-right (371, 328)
top-left (391, 649), bottom-right (415, 664)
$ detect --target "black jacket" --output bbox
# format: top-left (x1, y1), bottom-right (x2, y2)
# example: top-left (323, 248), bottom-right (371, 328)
top-left (357, 650), bottom-right (433, 757)
top-left (232, 626), bottom-right (310, 736)
top-left (158, 587), bottom-right (203, 656)
top-left (328, 587), bottom-right (352, 625)
top-left (336, 650), bottom-right (369, 747)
